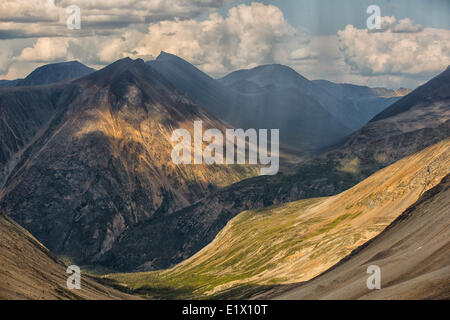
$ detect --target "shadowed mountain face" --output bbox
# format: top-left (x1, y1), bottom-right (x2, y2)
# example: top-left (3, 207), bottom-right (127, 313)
top-left (0, 58), bottom-right (258, 267)
top-left (371, 66), bottom-right (450, 122)
top-left (0, 212), bottom-right (137, 300)
top-left (16, 61), bottom-right (95, 87)
top-left (311, 80), bottom-right (405, 126)
top-left (98, 65), bottom-right (449, 272)
top-left (268, 173), bottom-right (450, 300)
top-left (149, 52), bottom-right (353, 152)
top-left (339, 67), bottom-right (450, 163)
top-left (0, 61), bottom-right (94, 88)
top-left (0, 79), bottom-right (23, 87)
top-left (220, 65), bottom-right (404, 132)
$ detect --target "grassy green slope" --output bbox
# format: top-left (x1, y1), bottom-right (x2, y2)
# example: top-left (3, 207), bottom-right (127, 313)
top-left (105, 139), bottom-right (450, 299)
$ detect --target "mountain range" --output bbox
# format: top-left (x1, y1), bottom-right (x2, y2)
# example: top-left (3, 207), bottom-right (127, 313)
top-left (149, 52), bottom-right (406, 152)
top-left (90, 62), bottom-right (450, 273)
top-left (0, 54), bottom-right (448, 301)
top-left (0, 61), bottom-right (95, 87)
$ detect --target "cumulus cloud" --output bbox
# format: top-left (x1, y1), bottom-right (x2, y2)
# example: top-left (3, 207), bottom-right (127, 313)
top-left (0, 0), bottom-right (230, 75)
top-left (1, 2), bottom-right (447, 91)
top-left (289, 47), bottom-right (317, 61)
top-left (377, 16), bottom-right (397, 32)
top-left (17, 37), bottom-right (70, 62)
top-left (0, 48), bottom-right (14, 74)
top-left (338, 17), bottom-right (450, 76)
top-left (2, 0), bottom-right (225, 27)
top-left (1, 2), bottom-right (315, 77)
top-left (133, 2), bottom-right (311, 75)
top-left (0, 0), bottom-right (227, 39)
top-left (392, 18), bottom-right (423, 33)
top-left (0, 0), bottom-right (62, 23)
top-left (95, 30), bottom-right (145, 63)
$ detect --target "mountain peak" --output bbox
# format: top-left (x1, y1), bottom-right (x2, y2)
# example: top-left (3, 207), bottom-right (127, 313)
top-left (111, 57), bottom-right (146, 70)
top-left (16, 60), bottom-right (95, 86)
top-left (35, 60), bottom-right (84, 68)
top-left (79, 57), bottom-right (150, 84)
top-left (220, 63), bottom-right (309, 90)
top-left (156, 51), bottom-right (183, 62)
top-left (157, 51), bottom-right (171, 58)
top-left (149, 51), bottom-right (215, 84)
top-left (370, 65), bottom-right (450, 122)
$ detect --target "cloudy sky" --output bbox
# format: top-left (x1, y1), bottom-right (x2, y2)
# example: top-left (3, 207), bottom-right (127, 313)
top-left (1, 0), bottom-right (449, 89)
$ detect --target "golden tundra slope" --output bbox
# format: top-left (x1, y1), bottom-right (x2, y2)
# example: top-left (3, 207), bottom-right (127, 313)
top-left (106, 139), bottom-right (450, 299)
top-left (0, 212), bottom-right (137, 300)
top-left (268, 174), bottom-right (450, 300)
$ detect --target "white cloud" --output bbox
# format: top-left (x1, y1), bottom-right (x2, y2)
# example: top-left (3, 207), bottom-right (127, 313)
top-left (96, 30), bottom-right (145, 63)
top-left (17, 37), bottom-right (70, 62)
top-left (1, 0), bottom-right (225, 27)
top-left (2, 2), bottom-right (313, 77)
top-left (134, 2), bottom-right (311, 75)
top-left (0, 0), bottom-right (62, 23)
top-left (1, 3), bottom-right (447, 91)
top-left (289, 47), bottom-right (317, 61)
top-left (0, 0), bottom-right (227, 40)
top-left (392, 18), bottom-right (423, 33)
top-left (338, 17), bottom-right (450, 76)
top-left (0, 48), bottom-right (14, 74)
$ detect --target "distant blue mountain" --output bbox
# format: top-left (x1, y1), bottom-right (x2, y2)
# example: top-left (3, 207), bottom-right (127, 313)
top-left (0, 79), bottom-right (23, 87)
top-left (148, 52), bottom-right (354, 152)
top-left (147, 52), bottom-right (409, 152)
top-left (312, 79), bottom-right (405, 126)
top-left (0, 61), bottom-right (95, 87)
top-left (371, 66), bottom-right (450, 122)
